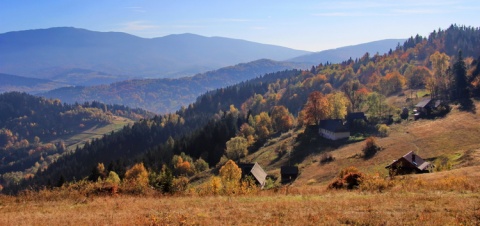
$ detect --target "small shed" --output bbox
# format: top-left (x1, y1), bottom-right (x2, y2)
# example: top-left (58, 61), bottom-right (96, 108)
top-left (238, 162), bottom-right (267, 188)
top-left (280, 166), bottom-right (299, 184)
top-left (319, 119), bottom-right (350, 140)
top-left (385, 151), bottom-right (432, 176)
top-left (414, 98), bottom-right (442, 116)
top-left (346, 112), bottom-right (368, 129)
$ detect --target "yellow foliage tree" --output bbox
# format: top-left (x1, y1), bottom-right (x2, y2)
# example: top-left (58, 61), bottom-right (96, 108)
top-left (219, 160), bottom-right (242, 194)
top-left (124, 162), bottom-right (149, 188)
top-left (326, 92), bottom-right (349, 119)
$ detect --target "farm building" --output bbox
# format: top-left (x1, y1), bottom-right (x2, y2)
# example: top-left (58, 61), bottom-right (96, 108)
top-left (386, 151), bottom-right (433, 176)
top-left (238, 162), bottom-right (267, 188)
top-left (318, 119), bottom-right (350, 140)
top-left (280, 166), bottom-right (299, 184)
top-left (414, 98), bottom-right (443, 118)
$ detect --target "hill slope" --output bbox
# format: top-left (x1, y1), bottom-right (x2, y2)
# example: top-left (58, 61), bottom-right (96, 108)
top-left (0, 73), bottom-right (65, 94)
top-left (289, 39), bottom-right (404, 64)
top-left (0, 27), bottom-right (309, 80)
top-left (290, 103), bottom-right (480, 185)
top-left (40, 59), bottom-right (306, 113)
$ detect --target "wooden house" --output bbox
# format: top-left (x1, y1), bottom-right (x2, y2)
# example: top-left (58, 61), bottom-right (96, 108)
top-left (280, 166), bottom-right (299, 184)
top-left (414, 98), bottom-right (442, 118)
top-left (385, 151), bottom-right (432, 176)
top-left (318, 119), bottom-right (350, 140)
top-left (238, 162), bottom-right (267, 188)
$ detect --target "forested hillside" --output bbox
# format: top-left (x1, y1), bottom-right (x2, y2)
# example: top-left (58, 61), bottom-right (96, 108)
top-left (0, 92), bottom-right (154, 188)
top-left (41, 59), bottom-right (306, 113)
top-left (5, 24), bottom-right (480, 194)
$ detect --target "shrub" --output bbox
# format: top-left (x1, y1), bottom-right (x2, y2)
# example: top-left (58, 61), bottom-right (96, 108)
top-left (320, 152), bottom-right (335, 164)
top-left (172, 176), bottom-right (189, 194)
top-left (359, 173), bottom-right (395, 192)
top-left (328, 166), bottom-right (364, 190)
top-left (105, 171), bottom-right (121, 185)
top-left (362, 137), bottom-right (380, 159)
top-left (376, 124), bottom-right (390, 137)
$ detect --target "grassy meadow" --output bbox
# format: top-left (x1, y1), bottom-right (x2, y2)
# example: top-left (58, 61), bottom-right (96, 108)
top-left (1, 172), bottom-right (479, 225)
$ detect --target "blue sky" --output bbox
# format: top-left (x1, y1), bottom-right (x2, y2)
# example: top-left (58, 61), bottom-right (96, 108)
top-left (1, 0), bottom-right (479, 51)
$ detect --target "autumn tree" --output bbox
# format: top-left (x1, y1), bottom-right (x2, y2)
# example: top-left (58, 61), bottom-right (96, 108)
top-left (378, 71), bottom-right (406, 95)
top-left (326, 92), bottom-right (349, 119)
top-left (405, 66), bottom-right (431, 89)
top-left (303, 91), bottom-right (330, 125)
top-left (254, 112), bottom-right (272, 140)
top-left (124, 162), bottom-right (149, 188)
top-left (270, 105), bottom-right (294, 133)
top-left (341, 79), bottom-right (361, 112)
top-left (225, 136), bottom-right (249, 161)
top-left (219, 160), bottom-right (242, 194)
top-left (429, 51), bottom-right (451, 100)
top-left (365, 92), bottom-right (387, 119)
top-left (238, 123), bottom-right (256, 144)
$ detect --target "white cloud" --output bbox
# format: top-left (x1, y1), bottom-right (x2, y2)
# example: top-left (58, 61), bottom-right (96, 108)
top-left (120, 21), bottom-right (159, 31)
top-left (125, 6), bottom-right (146, 13)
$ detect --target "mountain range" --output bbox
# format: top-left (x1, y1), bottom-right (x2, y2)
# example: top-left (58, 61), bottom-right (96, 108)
top-left (289, 39), bottom-right (404, 64)
top-left (0, 27), bottom-right (309, 80)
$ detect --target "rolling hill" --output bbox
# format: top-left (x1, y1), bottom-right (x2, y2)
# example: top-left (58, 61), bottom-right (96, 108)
top-left (0, 27), bottom-right (310, 81)
top-left (0, 73), bottom-right (65, 94)
top-left (40, 59), bottom-right (306, 113)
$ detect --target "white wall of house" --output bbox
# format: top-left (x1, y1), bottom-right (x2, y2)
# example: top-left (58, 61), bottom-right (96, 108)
top-left (319, 129), bottom-right (350, 140)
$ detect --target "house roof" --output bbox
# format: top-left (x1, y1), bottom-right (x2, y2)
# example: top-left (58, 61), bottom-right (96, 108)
top-left (239, 162), bottom-right (267, 188)
top-left (319, 119), bottom-right (349, 132)
top-left (415, 98), bottom-right (433, 108)
top-left (346, 112), bottom-right (367, 121)
top-left (250, 163), bottom-right (267, 188)
top-left (386, 151), bottom-right (431, 171)
top-left (281, 166), bottom-right (299, 175)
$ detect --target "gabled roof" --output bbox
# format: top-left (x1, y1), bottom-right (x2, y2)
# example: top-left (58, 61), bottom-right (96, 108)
top-left (346, 112), bottom-right (367, 121)
top-left (250, 163), bottom-right (267, 188)
top-left (386, 151), bottom-right (431, 171)
top-left (415, 98), bottom-right (433, 108)
top-left (319, 119), bottom-right (349, 132)
top-left (239, 162), bottom-right (267, 188)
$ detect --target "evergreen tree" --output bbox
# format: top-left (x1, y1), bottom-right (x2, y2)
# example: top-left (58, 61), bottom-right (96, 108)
top-left (453, 50), bottom-right (468, 100)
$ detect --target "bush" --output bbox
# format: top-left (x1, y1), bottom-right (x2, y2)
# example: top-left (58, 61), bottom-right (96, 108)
top-left (362, 137), bottom-right (380, 159)
top-left (376, 124), bottom-right (390, 137)
top-left (327, 166), bottom-right (364, 190)
top-left (320, 152), bottom-right (335, 164)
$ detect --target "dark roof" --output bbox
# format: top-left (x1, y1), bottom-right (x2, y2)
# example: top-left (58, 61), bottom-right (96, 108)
top-left (415, 98), bottom-right (433, 108)
top-left (319, 119), bottom-right (349, 132)
top-left (386, 151), bottom-right (431, 171)
top-left (281, 166), bottom-right (299, 175)
top-left (346, 112), bottom-right (367, 121)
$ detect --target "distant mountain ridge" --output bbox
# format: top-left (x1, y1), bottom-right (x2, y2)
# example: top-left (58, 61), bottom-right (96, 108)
top-left (0, 73), bottom-right (64, 94)
top-left (41, 59), bottom-right (305, 113)
top-left (290, 39), bottom-right (405, 64)
top-left (0, 27), bottom-right (310, 79)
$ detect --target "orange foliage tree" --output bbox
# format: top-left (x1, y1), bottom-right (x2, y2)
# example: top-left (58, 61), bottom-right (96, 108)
top-left (303, 91), bottom-right (330, 125)
top-left (270, 105), bottom-right (294, 133)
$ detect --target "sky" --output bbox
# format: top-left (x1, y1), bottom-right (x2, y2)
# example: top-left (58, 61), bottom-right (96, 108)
top-left (1, 0), bottom-right (479, 52)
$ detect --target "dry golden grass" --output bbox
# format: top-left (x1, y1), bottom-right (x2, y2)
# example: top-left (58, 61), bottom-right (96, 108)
top-left (1, 180), bottom-right (479, 226)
